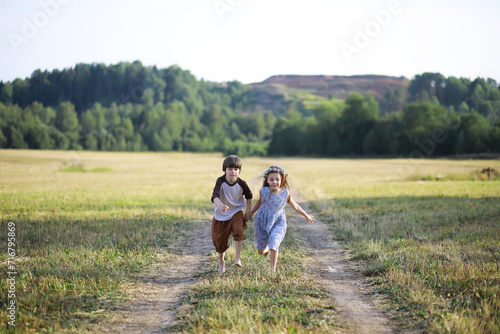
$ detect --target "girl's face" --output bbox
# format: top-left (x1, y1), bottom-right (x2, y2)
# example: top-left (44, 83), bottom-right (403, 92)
top-left (267, 172), bottom-right (282, 192)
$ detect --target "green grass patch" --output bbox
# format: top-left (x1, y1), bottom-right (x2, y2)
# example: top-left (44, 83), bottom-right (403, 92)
top-left (318, 194), bottom-right (500, 332)
top-left (0, 150), bottom-right (221, 333)
top-left (59, 163), bottom-right (114, 173)
top-left (0, 213), bottom-right (192, 333)
top-left (176, 225), bottom-right (343, 333)
top-left (2, 151), bottom-right (499, 333)
top-left (279, 157), bottom-right (500, 332)
top-left (407, 169), bottom-right (500, 182)
top-left (308, 187), bottom-right (500, 332)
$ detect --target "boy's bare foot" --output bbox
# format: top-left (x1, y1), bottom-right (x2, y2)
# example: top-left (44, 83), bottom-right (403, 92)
top-left (218, 252), bottom-right (226, 273)
top-left (234, 241), bottom-right (243, 268)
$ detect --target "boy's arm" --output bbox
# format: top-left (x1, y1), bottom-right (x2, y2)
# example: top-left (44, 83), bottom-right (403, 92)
top-left (287, 193), bottom-right (315, 224)
top-left (213, 197), bottom-right (229, 212)
top-left (244, 198), bottom-right (252, 221)
top-left (249, 190), bottom-right (262, 220)
top-left (240, 179), bottom-right (254, 221)
top-left (211, 177), bottom-right (228, 212)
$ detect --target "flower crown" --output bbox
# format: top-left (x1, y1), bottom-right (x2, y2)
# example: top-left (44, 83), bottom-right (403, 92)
top-left (264, 167), bottom-right (285, 177)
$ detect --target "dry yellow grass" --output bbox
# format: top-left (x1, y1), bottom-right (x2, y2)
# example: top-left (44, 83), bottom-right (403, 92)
top-left (273, 157), bottom-right (499, 333)
top-left (1, 150), bottom-right (499, 333)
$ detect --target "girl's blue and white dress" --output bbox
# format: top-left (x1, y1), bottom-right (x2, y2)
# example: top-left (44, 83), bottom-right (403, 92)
top-left (254, 187), bottom-right (289, 251)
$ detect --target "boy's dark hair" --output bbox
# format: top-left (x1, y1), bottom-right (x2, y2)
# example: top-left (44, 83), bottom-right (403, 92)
top-left (222, 155), bottom-right (242, 171)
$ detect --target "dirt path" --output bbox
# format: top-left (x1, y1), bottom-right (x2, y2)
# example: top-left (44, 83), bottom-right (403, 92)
top-left (96, 197), bottom-right (396, 333)
top-left (289, 195), bottom-right (396, 333)
top-left (95, 220), bottom-right (213, 334)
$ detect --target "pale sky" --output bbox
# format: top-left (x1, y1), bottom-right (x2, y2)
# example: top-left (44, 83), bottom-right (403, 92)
top-left (1, 0), bottom-right (499, 84)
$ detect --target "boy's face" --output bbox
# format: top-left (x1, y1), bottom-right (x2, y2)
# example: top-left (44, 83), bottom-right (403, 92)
top-left (225, 167), bottom-right (240, 183)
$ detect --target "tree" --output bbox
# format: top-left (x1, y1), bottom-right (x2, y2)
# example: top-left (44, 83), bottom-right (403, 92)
top-left (268, 118), bottom-right (293, 155)
top-left (380, 86), bottom-right (407, 114)
top-left (54, 101), bottom-right (81, 148)
top-left (399, 102), bottom-right (456, 155)
top-left (4, 127), bottom-right (27, 149)
top-left (337, 93), bottom-right (379, 154)
top-left (488, 122), bottom-right (500, 152)
top-left (0, 82), bottom-right (13, 104)
top-left (312, 99), bottom-right (343, 155)
top-left (455, 112), bottom-right (491, 153)
top-left (367, 113), bottom-right (403, 155)
top-left (226, 80), bottom-right (248, 110)
top-left (408, 73), bottom-right (446, 103)
top-left (443, 77), bottom-right (469, 107)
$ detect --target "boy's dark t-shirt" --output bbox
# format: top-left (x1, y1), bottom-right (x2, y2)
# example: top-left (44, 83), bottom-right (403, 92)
top-left (211, 175), bottom-right (252, 221)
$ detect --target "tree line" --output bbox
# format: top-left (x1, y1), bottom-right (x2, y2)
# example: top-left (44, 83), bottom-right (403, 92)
top-left (270, 93), bottom-right (500, 156)
top-left (0, 61), bottom-right (274, 157)
top-left (272, 73), bottom-right (500, 156)
top-left (0, 62), bottom-right (499, 156)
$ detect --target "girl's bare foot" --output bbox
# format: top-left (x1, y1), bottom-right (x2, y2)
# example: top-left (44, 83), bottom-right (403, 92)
top-left (270, 249), bottom-right (278, 272)
top-left (263, 247), bottom-right (269, 256)
top-left (234, 261), bottom-right (242, 267)
top-left (258, 247), bottom-right (270, 256)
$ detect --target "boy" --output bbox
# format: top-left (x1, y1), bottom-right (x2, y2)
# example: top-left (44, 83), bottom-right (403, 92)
top-left (211, 155), bottom-right (253, 273)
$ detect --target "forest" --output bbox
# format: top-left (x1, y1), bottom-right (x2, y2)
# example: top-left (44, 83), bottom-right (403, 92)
top-left (1, 61), bottom-right (499, 156)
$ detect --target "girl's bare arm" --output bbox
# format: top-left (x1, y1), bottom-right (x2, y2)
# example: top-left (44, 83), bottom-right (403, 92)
top-left (288, 193), bottom-right (315, 224)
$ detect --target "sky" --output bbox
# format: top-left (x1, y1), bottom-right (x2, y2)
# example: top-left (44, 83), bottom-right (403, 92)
top-left (1, 0), bottom-right (500, 84)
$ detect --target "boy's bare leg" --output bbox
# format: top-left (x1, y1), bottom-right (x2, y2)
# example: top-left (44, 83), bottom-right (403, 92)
top-left (218, 252), bottom-right (225, 273)
top-left (234, 240), bottom-right (243, 267)
top-left (270, 250), bottom-right (278, 272)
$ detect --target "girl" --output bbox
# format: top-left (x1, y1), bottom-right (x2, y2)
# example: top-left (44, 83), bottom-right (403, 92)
top-left (249, 165), bottom-right (315, 271)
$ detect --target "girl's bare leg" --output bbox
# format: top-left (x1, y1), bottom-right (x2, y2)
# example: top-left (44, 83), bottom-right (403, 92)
top-left (270, 250), bottom-right (278, 271)
top-left (218, 252), bottom-right (225, 273)
top-left (234, 240), bottom-right (243, 267)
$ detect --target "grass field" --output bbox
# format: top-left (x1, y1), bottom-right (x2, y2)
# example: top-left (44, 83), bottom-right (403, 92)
top-left (286, 158), bottom-right (500, 333)
top-left (176, 227), bottom-right (342, 333)
top-left (1, 150), bottom-right (499, 333)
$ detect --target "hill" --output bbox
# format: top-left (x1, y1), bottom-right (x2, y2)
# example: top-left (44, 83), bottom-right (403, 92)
top-left (244, 74), bottom-right (410, 115)
top-left (253, 74), bottom-right (409, 99)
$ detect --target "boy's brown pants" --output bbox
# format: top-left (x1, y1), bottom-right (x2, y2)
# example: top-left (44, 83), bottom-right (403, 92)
top-left (211, 211), bottom-right (247, 253)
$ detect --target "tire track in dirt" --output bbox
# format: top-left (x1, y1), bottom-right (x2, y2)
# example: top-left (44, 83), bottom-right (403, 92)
top-left (95, 220), bottom-right (213, 334)
top-left (289, 195), bottom-right (396, 333)
top-left (97, 195), bottom-right (396, 333)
